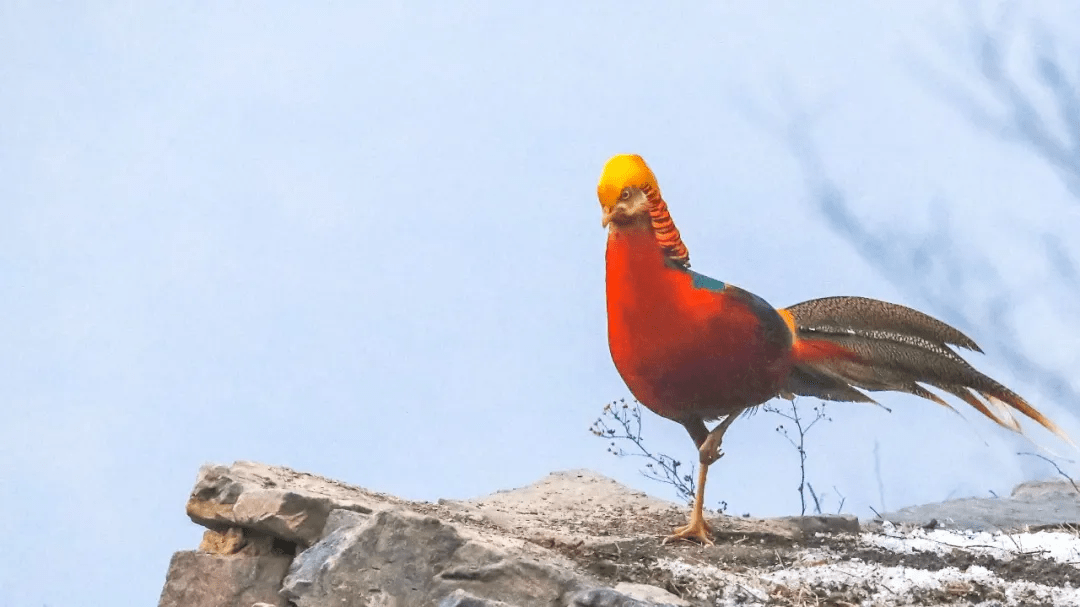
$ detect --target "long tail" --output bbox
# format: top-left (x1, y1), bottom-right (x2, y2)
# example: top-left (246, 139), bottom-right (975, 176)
top-left (779, 296), bottom-right (1073, 445)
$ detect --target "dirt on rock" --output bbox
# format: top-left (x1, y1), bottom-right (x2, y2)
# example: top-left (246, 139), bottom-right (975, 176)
top-left (413, 470), bottom-right (1080, 606)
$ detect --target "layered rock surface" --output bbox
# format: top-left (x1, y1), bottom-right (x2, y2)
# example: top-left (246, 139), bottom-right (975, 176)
top-left (158, 462), bottom-right (1080, 607)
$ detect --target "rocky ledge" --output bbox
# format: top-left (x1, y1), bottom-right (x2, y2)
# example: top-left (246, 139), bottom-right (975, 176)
top-left (158, 462), bottom-right (1080, 607)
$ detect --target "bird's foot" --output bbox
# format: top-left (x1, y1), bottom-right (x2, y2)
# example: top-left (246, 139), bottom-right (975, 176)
top-left (698, 435), bottom-right (726, 467)
top-left (698, 415), bottom-right (734, 466)
top-left (662, 513), bottom-right (714, 546)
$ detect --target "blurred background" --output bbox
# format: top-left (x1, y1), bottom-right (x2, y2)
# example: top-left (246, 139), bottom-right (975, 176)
top-left (3, 2), bottom-right (1079, 605)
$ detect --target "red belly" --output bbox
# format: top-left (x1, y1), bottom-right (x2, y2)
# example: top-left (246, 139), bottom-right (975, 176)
top-left (609, 300), bottom-right (790, 420)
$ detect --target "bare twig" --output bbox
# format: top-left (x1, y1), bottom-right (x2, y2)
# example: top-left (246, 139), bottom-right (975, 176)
top-left (807, 482), bottom-right (823, 516)
top-left (834, 485), bottom-right (847, 515)
top-left (590, 399), bottom-right (697, 502)
top-left (1017, 451), bottom-right (1080, 494)
top-left (763, 400), bottom-right (833, 515)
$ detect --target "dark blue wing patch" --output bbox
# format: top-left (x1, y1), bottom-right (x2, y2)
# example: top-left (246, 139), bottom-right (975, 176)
top-left (689, 270), bottom-right (727, 292)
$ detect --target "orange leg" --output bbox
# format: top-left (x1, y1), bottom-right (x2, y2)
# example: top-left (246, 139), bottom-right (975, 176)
top-left (664, 414), bottom-right (737, 545)
top-left (664, 460), bottom-right (716, 545)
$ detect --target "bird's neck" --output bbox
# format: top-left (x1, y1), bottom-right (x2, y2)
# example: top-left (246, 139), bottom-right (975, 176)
top-left (605, 190), bottom-right (694, 314)
top-left (606, 221), bottom-right (667, 267)
top-left (605, 222), bottom-right (687, 310)
top-left (640, 187), bottom-right (690, 270)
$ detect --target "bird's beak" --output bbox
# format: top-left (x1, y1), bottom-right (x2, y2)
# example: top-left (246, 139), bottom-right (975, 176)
top-left (601, 203), bottom-right (626, 228)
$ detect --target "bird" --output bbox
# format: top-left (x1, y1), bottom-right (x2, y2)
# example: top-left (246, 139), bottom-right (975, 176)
top-left (598, 153), bottom-right (1072, 545)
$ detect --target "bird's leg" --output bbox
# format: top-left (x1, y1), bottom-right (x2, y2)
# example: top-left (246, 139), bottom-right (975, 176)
top-left (699, 413), bottom-right (737, 466)
top-left (665, 414), bottom-right (737, 545)
top-left (664, 459), bottom-right (715, 545)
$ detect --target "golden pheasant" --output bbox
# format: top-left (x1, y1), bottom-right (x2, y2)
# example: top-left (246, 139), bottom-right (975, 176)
top-left (599, 154), bottom-right (1071, 544)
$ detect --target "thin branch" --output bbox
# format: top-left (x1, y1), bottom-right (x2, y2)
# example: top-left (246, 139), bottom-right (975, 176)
top-left (1017, 451), bottom-right (1080, 494)
top-left (590, 399), bottom-right (697, 503)
top-left (764, 400), bottom-right (832, 515)
top-left (833, 485), bottom-right (847, 515)
top-left (807, 482), bottom-right (823, 516)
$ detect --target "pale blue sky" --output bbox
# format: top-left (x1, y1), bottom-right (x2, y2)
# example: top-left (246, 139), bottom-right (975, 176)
top-left (3, 3), bottom-right (1078, 606)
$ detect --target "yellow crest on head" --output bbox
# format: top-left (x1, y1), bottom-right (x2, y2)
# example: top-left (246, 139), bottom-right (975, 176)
top-left (597, 154), bottom-right (660, 208)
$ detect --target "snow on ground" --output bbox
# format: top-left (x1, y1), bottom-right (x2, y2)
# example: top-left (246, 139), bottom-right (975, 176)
top-left (867, 521), bottom-right (1080, 565)
top-left (657, 522), bottom-right (1080, 606)
top-left (762, 559), bottom-right (1080, 606)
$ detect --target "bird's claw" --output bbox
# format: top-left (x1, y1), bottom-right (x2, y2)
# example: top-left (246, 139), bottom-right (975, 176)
top-left (698, 435), bottom-right (725, 466)
top-left (663, 515), bottom-right (715, 546)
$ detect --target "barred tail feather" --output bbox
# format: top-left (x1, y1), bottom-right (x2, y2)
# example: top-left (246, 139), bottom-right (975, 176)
top-left (780, 296), bottom-right (1073, 446)
top-left (786, 296), bottom-right (983, 352)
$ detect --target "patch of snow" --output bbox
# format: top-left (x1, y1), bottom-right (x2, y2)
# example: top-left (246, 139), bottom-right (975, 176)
top-left (868, 521), bottom-right (1080, 564)
top-left (656, 557), bottom-right (770, 604)
top-left (656, 522), bottom-right (1080, 606)
top-left (763, 560), bottom-right (1080, 606)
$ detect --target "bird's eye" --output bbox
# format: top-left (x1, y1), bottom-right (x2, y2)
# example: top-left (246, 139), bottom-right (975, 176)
top-left (619, 188), bottom-right (632, 201)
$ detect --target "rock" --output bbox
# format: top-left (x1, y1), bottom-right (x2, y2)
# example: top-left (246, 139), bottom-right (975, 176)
top-left (282, 507), bottom-right (590, 607)
top-left (185, 461), bottom-right (398, 546)
top-left (198, 527), bottom-right (246, 554)
top-left (1012, 479), bottom-right (1080, 500)
top-left (157, 550), bottom-right (290, 607)
top-left (198, 527), bottom-right (283, 556)
top-left (438, 469), bottom-right (687, 543)
top-left (567, 584), bottom-right (692, 606)
top-left (777, 514), bottom-right (860, 538)
top-left (881, 479), bottom-right (1080, 530)
top-left (439, 469), bottom-right (857, 546)
top-left (160, 461), bottom-right (1080, 607)
top-left (321, 507), bottom-right (367, 536)
top-left (438, 589), bottom-right (519, 606)
top-left (703, 513), bottom-right (858, 544)
top-left (567, 588), bottom-right (661, 606)
top-left (613, 583), bottom-right (691, 607)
